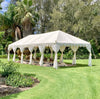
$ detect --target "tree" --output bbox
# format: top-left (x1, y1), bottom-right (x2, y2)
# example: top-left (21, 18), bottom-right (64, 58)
top-left (0, 4), bottom-right (17, 39)
top-left (0, 0), bottom-right (3, 9)
top-left (14, 0), bottom-right (39, 37)
top-left (10, 0), bottom-right (19, 4)
top-left (32, 0), bottom-right (59, 33)
top-left (49, 0), bottom-right (100, 54)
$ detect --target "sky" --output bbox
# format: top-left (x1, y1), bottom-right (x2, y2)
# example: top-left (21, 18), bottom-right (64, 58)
top-left (0, 0), bottom-right (11, 14)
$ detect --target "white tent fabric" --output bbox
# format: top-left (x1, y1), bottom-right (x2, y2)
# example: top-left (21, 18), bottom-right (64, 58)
top-left (52, 44), bottom-right (60, 69)
top-left (39, 46), bottom-right (45, 66)
top-left (8, 30), bottom-right (92, 68)
top-left (20, 47), bottom-right (24, 64)
top-left (71, 46), bottom-right (79, 64)
top-left (50, 47), bottom-right (53, 59)
top-left (33, 47), bottom-right (37, 60)
top-left (86, 45), bottom-right (92, 66)
top-left (60, 46), bottom-right (66, 63)
top-left (29, 47), bottom-right (34, 64)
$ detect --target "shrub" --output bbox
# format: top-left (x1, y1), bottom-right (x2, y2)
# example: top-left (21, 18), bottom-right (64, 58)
top-left (23, 73), bottom-right (36, 77)
top-left (0, 54), bottom-right (7, 58)
top-left (6, 73), bottom-right (34, 87)
top-left (0, 61), bottom-right (19, 77)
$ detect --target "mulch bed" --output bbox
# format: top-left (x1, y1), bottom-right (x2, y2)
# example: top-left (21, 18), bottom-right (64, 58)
top-left (16, 60), bottom-right (74, 67)
top-left (0, 74), bottom-right (40, 97)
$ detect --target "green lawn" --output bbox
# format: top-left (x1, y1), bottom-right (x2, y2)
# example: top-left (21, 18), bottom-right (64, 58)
top-left (0, 58), bottom-right (100, 99)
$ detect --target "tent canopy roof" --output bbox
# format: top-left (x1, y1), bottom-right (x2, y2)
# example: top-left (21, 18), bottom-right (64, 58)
top-left (9, 30), bottom-right (90, 49)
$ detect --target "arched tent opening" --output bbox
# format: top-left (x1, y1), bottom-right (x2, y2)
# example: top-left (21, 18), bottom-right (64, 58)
top-left (41, 46), bottom-right (54, 67)
top-left (44, 47), bottom-right (50, 63)
top-left (16, 48), bottom-right (21, 60)
top-left (23, 48), bottom-right (31, 62)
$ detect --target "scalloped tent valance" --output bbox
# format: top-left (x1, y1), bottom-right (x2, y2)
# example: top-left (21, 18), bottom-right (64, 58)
top-left (8, 30), bottom-right (92, 68)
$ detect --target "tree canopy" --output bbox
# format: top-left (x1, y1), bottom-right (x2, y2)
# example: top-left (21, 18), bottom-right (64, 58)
top-left (0, 0), bottom-right (100, 55)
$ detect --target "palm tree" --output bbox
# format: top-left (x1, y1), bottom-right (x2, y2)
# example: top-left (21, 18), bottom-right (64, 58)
top-left (0, 0), bottom-right (3, 9)
top-left (14, 0), bottom-right (39, 37)
top-left (0, 4), bottom-right (17, 39)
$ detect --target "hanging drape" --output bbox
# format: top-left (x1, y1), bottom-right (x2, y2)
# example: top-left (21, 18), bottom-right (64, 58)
top-left (60, 46), bottom-right (66, 63)
top-left (39, 46), bottom-right (45, 66)
top-left (13, 47), bottom-right (17, 62)
top-left (52, 44), bottom-right (60, 69)
top-left (34, 47), bottom-right (37, 60)
top-left (71, 46), bottom-right (79, 64)
top-left (86, 45), bottom-right (92, 66)
top-left (50, 47), bottom-right (53, 59)
top-left (29, 47), bottom-right (34, 64)
top-left (20, 47), bottom-right (24, 64)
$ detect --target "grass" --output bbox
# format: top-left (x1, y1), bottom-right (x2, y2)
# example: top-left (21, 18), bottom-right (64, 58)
top-left (0, 58), bottom-right (100, 99)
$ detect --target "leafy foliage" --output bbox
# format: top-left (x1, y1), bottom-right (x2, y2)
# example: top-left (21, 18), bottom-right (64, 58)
top-left (14, 0), bottom-right (39, 37)
top-left (0, 0), bottom-right (100, 57)
top-left (0, 0), bottom-right (3, 9)
top-left (49, 0), bottom-right (100, 55)
top-left (0, 4), bottom-right (16, 31)
top-left (0, 31), bottom-right (12, 55)
top-left (0, 61), bottom-right (19, 77)
top-left (6, 73), bottom-right (34, 87)
top-left (0, 60), bottom-right (35, 87)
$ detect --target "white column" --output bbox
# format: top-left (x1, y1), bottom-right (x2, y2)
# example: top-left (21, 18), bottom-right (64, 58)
top-left (39, 46), bottom-right (45, 66)
top-left (29, 47), bottom-right (34, 64)
top-left (71, 46), bottom-right (79, 65)
top-left (52, 44), bottom-right (60, 69)
top-left (20, 47), bottom-right (24, 64)
top-left (86, 44), bottom-right (92, 66)
top-left (50, 47), bottom-right (53, 59)
top-left (60, 46), bottom-right (65, 63)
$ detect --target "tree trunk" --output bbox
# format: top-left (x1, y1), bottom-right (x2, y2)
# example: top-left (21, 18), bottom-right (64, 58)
top-left (22, 19), bottom-right (33, 37)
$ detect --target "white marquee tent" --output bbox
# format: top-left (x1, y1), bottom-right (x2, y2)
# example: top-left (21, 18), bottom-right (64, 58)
top-left (8, 30), bottom-right (92, 69)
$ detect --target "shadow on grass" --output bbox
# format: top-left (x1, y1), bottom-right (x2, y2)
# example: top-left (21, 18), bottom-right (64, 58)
top-left (59, 62), bottom-right (95, 69)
